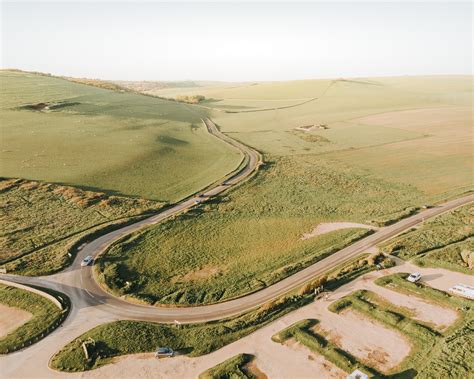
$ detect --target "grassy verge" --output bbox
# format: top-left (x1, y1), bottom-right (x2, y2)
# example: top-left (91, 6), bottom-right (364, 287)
top-left (380, 204), bottom-right (473, 274)
top-left (271, 319), bottom-right (380, 377)
top-left (0, 284), bottom-right (70, 354)
top-left (198, 353), bottom-right (255, 379)
top-left (327, 276), bottom-right (473, 378)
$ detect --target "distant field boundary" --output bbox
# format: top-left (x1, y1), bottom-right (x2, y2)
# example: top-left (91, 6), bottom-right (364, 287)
top-left (191, 79), bottom-right (341, 114)
top-left (0, 279), bottom-right (62, 309)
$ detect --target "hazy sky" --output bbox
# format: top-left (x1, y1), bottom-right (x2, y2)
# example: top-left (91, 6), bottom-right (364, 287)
top-left (1, 1), bottom-right (472, 81)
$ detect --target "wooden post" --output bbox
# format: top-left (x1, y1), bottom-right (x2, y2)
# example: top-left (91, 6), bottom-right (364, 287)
top-left (82, 342), bottom-right (89, 360)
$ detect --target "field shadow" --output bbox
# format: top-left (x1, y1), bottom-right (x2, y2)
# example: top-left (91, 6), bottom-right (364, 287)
top-left (421, 273), bottom-right (443, 282)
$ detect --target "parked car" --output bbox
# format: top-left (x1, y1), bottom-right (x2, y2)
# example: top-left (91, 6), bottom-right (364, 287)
top-left (155, 347), bottom-right (174, 358)
top-left (80, 256), bottom-right (94, 267)
top-left (194, 199), bottom-right (201, 205)
top-left (407, 273), bottom-right (421, 283)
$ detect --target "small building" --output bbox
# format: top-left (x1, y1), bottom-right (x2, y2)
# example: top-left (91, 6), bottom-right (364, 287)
top-left (347, 369), bottom-right (369, 379)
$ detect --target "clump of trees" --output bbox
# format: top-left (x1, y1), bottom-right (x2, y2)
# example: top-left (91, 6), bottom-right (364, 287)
top-left (175, 95), bottom-right (205, 104)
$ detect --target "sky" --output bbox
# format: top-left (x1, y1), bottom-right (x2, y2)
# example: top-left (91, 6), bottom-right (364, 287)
top-left (0, 1), bottom-right (472, 81)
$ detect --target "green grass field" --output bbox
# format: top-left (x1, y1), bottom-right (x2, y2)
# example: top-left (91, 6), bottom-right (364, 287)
top-left (0, 178), bottom-right (164, 275)
top-left (0, 284), bottom-right (69, 354)
top-left (0, 70), bottom-right (242, 202)
top-left (96, 75), bottom-right (473, 305)
top-left (380, 204), bottom-right (473, 274)
top-left (327, 275), bottom-right (473, 378)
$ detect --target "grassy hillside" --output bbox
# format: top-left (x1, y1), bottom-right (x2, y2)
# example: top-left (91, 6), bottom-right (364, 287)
top-left (97, 155), bottom-right (421, 305)
top-left (97, 76), bottom-right (472, 305)
top-left (0, 70), bottom-right (242, 201)
top-left (0, 178), bottom-right (164, 275)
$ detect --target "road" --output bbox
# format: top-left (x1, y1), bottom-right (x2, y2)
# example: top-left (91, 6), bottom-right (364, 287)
top-left (0, 116), bottom-right (473, 377)
top-left (2, 192), bottom-right (473, 325)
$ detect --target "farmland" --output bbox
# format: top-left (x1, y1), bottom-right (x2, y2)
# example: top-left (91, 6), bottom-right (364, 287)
top-left (0, 70), bottom-right (242, 202)
top-left (98, 75), bottom-right (472, 305)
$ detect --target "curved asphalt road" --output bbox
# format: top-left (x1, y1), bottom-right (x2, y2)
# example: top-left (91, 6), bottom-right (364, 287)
top-left (1, 115), bottom-right (472, 324)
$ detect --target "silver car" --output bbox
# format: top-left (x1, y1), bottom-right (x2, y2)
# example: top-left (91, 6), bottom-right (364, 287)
top-left (80, 256), bottom-right (93, 267)
top-left (407, 273), bottom-right (421, 283)
top-left (155, 347), bottom-right (174, 358)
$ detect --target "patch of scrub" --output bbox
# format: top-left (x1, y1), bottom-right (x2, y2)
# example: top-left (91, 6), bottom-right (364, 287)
top-left (301, 222), bottom-right (378, 240)
top-left (0, 304), bottom-right (33, 338)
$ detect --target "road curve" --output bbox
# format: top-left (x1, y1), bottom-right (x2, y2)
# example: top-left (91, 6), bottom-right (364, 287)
top-left (0, 186), bottom-right (474, 323)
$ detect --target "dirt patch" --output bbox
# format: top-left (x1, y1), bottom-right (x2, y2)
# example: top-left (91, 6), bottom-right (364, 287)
top-left (172, 265), bottom-right (224, 283)
top-left (285, 339), bottom-right (346, 378)
top-left (243, 358), bottom-right (268, 379)
top-left (301, 222), bottom-right (378, 240)
top-left (315, 308), bottom-right (411, 372)
top-left (0, 304), bottom-right (32, 337)
top-left (295, 124), bottom-right (329, 132)
top-left (368, 283), bottom-right (459, 331)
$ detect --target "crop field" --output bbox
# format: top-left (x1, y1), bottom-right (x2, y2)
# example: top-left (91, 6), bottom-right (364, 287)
top-left (0, 284), bottom-right (68, 354)
top-left (380, 204), bottom-right (473, 274)
top-left (325, 276), bottom-right (473, 378)
top-left (0, 178), bottom-right (164, 275)
top-left (0, 70), bottom-right (242, 202)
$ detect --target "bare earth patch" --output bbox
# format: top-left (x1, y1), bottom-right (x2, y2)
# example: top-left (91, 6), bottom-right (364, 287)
top-left (301, 222), bottom-right (378, 240)
top-left (314, 308), bottom-right (411, 372)
top-left (294, 123), bottom-right (329, 132)
top-left (364, 280), bottom-right (459, 330)
top-left (0, 304), bottom-right (32, 337)
top-left (243, 358), bottom-right (268, 379)
top-left (284, 339), bottom-right (346, 378)
top-left (171, 265), bottom-right (224, 283)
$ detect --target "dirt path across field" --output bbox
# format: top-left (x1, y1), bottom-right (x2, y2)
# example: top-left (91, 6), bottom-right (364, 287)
top-left (0, 304), bottom-right (32, 337)
top-left (301, 222), bottom-right (378, 240)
